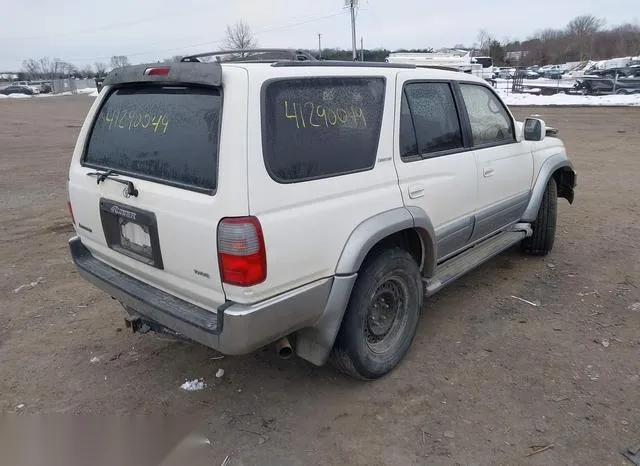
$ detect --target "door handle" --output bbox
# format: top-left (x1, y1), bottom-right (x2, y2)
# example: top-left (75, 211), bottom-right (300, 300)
top-left (483, 167), bottom-right (495, 177)
top-left (408, 185), bottom-right (425, 199)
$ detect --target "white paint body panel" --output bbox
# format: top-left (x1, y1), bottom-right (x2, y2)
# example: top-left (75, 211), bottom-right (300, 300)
top-left (474, 142), bottom-right (534, 209)
top-left (68, 67), bottom-right (250, 311)
top-left (68, 62), bottom-right (563, 312)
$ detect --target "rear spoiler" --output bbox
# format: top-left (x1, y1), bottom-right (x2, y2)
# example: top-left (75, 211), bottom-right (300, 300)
top-left (103, 62), bottom-right (222, 88)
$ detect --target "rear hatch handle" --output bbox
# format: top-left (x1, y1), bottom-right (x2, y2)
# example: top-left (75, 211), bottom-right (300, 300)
top-left (87, 169), bottom-right (138, 197)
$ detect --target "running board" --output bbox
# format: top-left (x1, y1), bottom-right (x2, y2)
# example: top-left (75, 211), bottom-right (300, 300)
top-left (424, 230), bottom-right (526, 296)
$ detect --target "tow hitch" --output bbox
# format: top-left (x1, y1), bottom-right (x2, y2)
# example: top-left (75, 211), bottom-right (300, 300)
top-left (123, 310), bottom-right (191, 343)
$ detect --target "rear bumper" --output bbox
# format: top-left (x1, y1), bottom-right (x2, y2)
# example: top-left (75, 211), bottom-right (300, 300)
top-left (69, 236), bottom-right (332, 355)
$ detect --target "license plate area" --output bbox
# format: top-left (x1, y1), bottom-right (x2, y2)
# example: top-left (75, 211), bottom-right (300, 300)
top-left (99, 199), bottom-right (164, 269)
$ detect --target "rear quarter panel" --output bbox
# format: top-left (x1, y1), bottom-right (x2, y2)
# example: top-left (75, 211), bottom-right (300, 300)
top-left (233, 67), bottom-right (404, 304)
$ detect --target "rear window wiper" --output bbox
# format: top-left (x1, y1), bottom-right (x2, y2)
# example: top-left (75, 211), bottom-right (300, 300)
top-left (87, 169), bottom-right (139, 197)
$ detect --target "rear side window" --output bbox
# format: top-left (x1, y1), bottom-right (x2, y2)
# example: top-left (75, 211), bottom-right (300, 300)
top-left (84, 86), bottom-right (221, 192)
top-left (400, 82), bottom-right (463, 159)
top-left (262, 77), bottom-right (386, 183)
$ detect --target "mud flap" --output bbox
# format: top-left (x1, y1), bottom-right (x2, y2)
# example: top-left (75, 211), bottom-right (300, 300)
top-left (623, 443), bottom-right (640, 466)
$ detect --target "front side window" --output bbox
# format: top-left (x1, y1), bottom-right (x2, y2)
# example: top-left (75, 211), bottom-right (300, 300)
top-left (459, 84), bottom-right (514, 146)
top-left (262, 77), bottom-right (386, 183)
top-left (400, 82), bottom-right (463, 159)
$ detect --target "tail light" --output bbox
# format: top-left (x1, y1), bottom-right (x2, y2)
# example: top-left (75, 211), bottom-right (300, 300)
top-left (217, 217), bottom-right (266, 287)
top-left (67, 200), bottom-right (75, 225)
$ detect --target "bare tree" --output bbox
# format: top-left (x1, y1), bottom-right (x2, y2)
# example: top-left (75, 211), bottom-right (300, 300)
top-left (21, 56), bottom-right (67, 79)
top-left (21, 59), bottom-right (40, 79)
top-left (476, 29), bottom-right (492, 54)
top-left (94, 62), bottom-right (108, 76)
top-left (223, 20), bottom-right (257, 53)
top-left (81, 65), bottom-right (94, 78)
top-left (567, 15), bottom-right (605, 36)
top-left (39, 57), bottom-right (64, 79)
top-left (566, 15), bottom-right (605, 60)
top-left (110, 55), bottom-right (130, 69)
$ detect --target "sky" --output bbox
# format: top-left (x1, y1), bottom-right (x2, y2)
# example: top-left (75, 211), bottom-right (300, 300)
top-left (0, 0), bottom-right (638, 70)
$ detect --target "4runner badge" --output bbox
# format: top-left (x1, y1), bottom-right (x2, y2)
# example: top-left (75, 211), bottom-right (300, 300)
top-left (109, 205), bottom-right (136, 220)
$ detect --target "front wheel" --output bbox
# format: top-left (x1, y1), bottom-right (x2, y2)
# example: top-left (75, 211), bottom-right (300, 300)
top-left (330, 248), bottom-right (423, 380)
top-left (522, 177), bottom-right (557, 255)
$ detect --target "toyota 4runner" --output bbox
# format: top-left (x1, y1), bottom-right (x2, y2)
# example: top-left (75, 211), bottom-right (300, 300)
top-left (67, 49), bottom-right (576, 380)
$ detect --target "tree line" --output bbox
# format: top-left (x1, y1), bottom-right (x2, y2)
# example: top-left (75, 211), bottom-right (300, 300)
top-left (18, 55), bottom-right (129, 81)
top-left (480, 15), bottom-right (639, 66)
top-left (17, 15), bottom-right (640, 81)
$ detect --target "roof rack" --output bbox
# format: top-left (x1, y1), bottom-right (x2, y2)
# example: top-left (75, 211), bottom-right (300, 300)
top-left (271, 60), bottom-right (416, 69)
top-left (180, 48), bottom-right (317, 63)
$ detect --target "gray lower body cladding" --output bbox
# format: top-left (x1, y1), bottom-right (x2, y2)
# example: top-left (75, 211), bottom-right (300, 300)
top-left (68, 236), bottom-right (336, 357)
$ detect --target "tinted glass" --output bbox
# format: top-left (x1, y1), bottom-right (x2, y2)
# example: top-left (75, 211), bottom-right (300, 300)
top-left (262, 77), bottom-right (385, 182)
top-left (403, 82), bottom-right (463, 156)
top-left (459, 84), bottom-right (514, 146)
top-left (85, 86), bottom-right (221, 191)
top-left (399, 91), bottom-right (418, 158)
top-left (474, 57), bottom-right (493, 68)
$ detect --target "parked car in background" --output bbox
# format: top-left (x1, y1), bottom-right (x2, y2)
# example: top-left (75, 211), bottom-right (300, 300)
top-left (1, 84), bottom-right (35, 96)
top-left (13, 81), bottom-right (41, 94)
top-left (523, 67), bottom-right (541, 79)
top-left (493, 67), bottom-right (516, 79)
top-left (538, 65), bottom-right (565, 79)
top-left (39, 82), bottom-right (52, 93)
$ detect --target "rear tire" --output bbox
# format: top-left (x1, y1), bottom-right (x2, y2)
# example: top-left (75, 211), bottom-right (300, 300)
top-left (330, 248), bottom-right (422, 380)
top-left (522, 177), bottom-right (557, 255)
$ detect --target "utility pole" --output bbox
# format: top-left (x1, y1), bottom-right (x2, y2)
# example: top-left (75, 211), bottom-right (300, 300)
top-left (318, 33), bottom-right (322, 59)
top-left (347, 0), bottom-right (358, 61)
top-left (360, 36), bottom-right (364, 61)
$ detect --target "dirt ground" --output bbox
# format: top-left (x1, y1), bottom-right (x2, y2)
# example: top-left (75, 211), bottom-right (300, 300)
top-left (1, 96), bottom-right (639, 466)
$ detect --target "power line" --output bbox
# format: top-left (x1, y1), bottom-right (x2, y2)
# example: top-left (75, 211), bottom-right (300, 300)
top-left (0, 0), bottom-right (215, 41)
top-left (67, 11), bottom-right (347, 62)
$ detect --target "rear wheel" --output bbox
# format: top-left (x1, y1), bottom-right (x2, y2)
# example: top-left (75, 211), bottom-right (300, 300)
top-left (330, 248), bottom-right (422, 380)
top-left (522, 177), bottom-right (557, 255)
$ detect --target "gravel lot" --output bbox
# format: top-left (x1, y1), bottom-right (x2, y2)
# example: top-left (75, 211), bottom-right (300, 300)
top-left (1, 96), bottom-right (639, 465)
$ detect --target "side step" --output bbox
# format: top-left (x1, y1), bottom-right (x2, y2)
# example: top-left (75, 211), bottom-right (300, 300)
top-left (424, 230), bottom-right (526, 296)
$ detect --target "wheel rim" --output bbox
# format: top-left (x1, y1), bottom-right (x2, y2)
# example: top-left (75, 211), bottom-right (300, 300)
top-left (364, 274), bottom-right (410, 354)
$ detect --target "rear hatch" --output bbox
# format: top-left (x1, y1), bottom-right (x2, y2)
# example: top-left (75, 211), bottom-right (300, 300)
top-left (68, 63), bottom-right (247, 310)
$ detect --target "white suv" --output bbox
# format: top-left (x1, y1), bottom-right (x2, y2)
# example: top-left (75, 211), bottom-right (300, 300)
top-left (67, 49), bottom-right (576, 380)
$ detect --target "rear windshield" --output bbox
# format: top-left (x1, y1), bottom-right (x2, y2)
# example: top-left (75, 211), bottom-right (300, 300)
top-left (262, 77), bottom-right (386, 183)
top-left (84, 86), bottom-right (221, 192)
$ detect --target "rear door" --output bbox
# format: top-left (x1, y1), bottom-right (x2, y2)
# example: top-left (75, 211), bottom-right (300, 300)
top-left (393, 74), bottom-right (479, 262)
top-left (68, 64), bottom-right (249, 310)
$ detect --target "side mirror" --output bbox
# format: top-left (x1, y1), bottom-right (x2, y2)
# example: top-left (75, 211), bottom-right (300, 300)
top-left (524, 117), bottom-right (546, 141)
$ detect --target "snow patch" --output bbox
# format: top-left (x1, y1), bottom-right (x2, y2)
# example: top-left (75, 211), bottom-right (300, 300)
top-left (180, 378), bottom-right (206, 391)
top-left (497, 89), bottom-right (640, 106)
top-left (0, 93), bottom-right (32, 99)
top-left (77, 87), bottom-right (98, 94)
